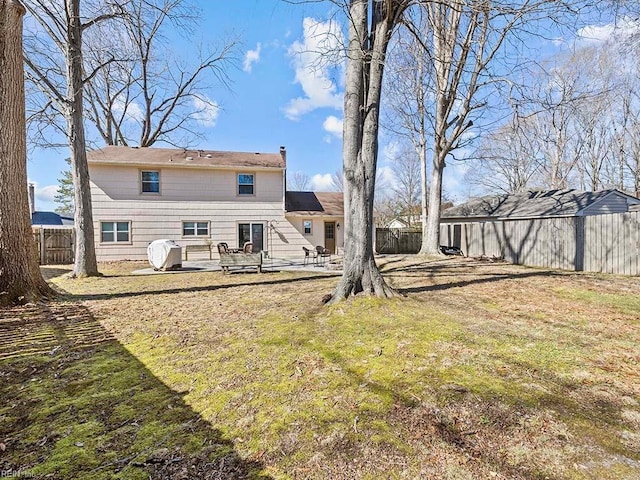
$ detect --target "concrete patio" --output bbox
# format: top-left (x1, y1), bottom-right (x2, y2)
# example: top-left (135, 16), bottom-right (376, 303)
top-left (132, 256), bottom-right (343, 275)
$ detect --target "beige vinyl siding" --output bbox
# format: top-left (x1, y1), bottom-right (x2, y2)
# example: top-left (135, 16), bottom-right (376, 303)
top-left (91, 198), bottom-right (291, 260)
top-left (286, 216), bottom-right (344, 254)
top-left (91, 164), bottom-right (283, 203)
top-left (90, 164), bottom-right (315, 261)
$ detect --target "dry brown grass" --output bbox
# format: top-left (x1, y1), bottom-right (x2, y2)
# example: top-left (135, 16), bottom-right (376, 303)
top-left (1, 256), bottom-right (639, 479)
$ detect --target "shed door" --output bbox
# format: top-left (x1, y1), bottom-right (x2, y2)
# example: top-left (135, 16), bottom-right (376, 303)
top-left (453, 224), bottom-right (462, 248)
top-left (324, 222), bottom-right (336, 254)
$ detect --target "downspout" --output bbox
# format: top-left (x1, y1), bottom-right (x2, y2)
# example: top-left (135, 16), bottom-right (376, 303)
top-left (280, 146), bottom-right (287, 258)
top-left (280, 145), bottom-right (287, 212)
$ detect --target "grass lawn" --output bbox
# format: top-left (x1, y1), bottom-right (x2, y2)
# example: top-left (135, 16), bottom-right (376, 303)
top-left (1, 256), bottom-right (639, 479)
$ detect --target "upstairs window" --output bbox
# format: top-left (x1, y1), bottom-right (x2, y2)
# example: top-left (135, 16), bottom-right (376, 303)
top-left (183, 221), bottom-right (209, 237)
top-left (141, 170), bottom-right (160, 193)
top-left (237, 173), bottom-right (254, 196)
top-left (303, 220), bottom-right (312, 235)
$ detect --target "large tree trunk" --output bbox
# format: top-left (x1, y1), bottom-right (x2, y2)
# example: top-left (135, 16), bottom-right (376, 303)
top-left (330, 0), bottom-right (400, 303)
top-left (66, 0), bottom-right (98, 277)
top-left (422, 151), bottom-right (445, 255)
top-left (414, 53), bottom-right (431, 256)
top-left (0, 0), bottom-right (53, 306)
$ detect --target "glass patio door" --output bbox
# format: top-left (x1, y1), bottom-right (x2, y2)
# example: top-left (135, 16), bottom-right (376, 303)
top-left (238, 223), bottom-right (264, 252)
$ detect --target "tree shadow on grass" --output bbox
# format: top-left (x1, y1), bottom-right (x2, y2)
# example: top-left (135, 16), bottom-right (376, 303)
top-left (315, 345), bottom-right (640, 479)
top-left (0, 302), bottom-right (271, 480)
top-left (63, 273), bottom-right (339, 302)
top-left (395, 268), bottom-right (558, 295)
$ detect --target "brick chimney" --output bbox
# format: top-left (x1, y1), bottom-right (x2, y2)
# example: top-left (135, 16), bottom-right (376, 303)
top-left (28, 183), bottom-right (35, 215)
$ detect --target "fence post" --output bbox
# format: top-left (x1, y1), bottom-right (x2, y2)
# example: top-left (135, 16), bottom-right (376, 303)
top-left (574, 216), bottom-right (585, 271)
top-left (39, 227), bottom-right (46, 264)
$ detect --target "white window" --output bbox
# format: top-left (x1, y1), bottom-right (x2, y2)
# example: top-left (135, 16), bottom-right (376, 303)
top-left (237, 173), bottom-right (254, 195)
top-left (183, 221), bottom-right (209, 237)
top-left (141, 170), bottom-right (160, 193)
top-left (101, 221), bottom-right (130, 243)
top-left (303, 220), bottom-right (312, 235)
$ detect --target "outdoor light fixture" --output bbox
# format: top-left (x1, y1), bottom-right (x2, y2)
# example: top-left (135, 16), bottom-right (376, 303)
top-left (336, 222), bottom-right (340, 230)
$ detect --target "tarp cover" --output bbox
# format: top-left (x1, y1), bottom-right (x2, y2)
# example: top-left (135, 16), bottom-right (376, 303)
top-left (147, 239), bottom-right (182, 270)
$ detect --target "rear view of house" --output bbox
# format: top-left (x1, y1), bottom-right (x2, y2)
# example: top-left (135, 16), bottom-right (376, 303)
top-left (88, 145), bottom-right (343, 261)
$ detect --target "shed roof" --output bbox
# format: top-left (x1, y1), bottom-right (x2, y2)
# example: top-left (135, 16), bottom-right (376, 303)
top-left (442, 189), bottom-right (640, 220)
top-left (285, 191), bottom-right (344, 216)
top-left (87, 145), bottom-right (286, 169)
top-left (31, 211), bottom-right (73, 226)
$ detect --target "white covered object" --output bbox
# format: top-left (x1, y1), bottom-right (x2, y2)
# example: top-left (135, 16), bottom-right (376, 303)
top-left (147, 239), bottom-right (182, 270)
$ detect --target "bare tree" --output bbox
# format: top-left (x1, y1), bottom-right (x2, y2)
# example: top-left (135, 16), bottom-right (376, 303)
top-left (83, 0), bottom-right (238, 148)
top-left (616, 88), bottom-right (640, 196)
top-left (288, 171), bottom-right (311, 190)
top-left (22, 0), bottom-right (122, 277)
top-left (420, 2), bottom-right (519, 254)
top-left (329, 0), bottom-right (410, 302)
top-left (373, 147), bottom-right (422, 228)
top-left (384, 1), bottom-right (574, 254)
top-left (595, 34), bottom-right (640, 196)
top-left (383, 8), bottom-right (431, 247)
top-left (389, 144), bottom-right (421, 225)
top-left (0, 0), bottom-right (52, 305)
top-left (467, 114), bottom-right (543, 194)
top-left (330, 169), bottom-right (344, 192)
top-left (482, 46), bottom-right (615, 195)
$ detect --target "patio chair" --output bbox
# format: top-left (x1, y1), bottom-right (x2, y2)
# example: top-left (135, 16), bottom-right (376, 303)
top-left (303, 246), bottom-right (317, 265)
top-left (217, 242), bottom-right (230, 255)
top-left (315, 245), bottom-right (331, 266)
top-left (243, 242), bottom-right (253, 254)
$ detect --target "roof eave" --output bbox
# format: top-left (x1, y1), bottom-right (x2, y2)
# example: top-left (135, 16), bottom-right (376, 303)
top-left (88, 160), bottom-right (284, 171)
top-left (285, 211), bottom-right (342, 217)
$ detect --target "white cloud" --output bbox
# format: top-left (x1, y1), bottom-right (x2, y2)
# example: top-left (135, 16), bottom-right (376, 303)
top-left (322, 115), bottom-right (343, 141)
top-left (243, 43), bottom-right (262, 73)
top-left (576, 17), bottom-right (640, 46)
top-left (192, 96), bottom-right (219, 127)
top-left (112, 97), bottom-right (145, 123)
top-left (310, 173), bottom-right (334, 191)
top-left (26, 180), bottom-right (59, 211)
top-left (36, 184), bottom-right (59, 203)
top-left (376, 165), bottom-right (397, 196)
top-left (284, 17), bottom-right (344, 120)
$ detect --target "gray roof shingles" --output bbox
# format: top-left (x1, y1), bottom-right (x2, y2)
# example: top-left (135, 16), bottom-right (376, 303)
top-left (87, 145), bottom-right (286, 169)
top-left (442, 189), bottom-right (638, 219)
top-left (285, 191), bottom-right (344, 216)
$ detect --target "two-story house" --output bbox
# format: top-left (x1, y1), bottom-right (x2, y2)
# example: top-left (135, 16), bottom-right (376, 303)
top-left (87, 145), bottom-right (344, 261)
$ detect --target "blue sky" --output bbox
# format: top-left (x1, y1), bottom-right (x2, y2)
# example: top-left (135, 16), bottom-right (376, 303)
top-left (27, 0), bottom-right (348, 212)
top-left (26, 1), bottom-right (616, 213)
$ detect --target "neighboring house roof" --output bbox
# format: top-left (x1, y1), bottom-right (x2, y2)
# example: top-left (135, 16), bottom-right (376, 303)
top-left (386, 217), bottom-right (411, 229)
top-left (285, 191), bottom-right (344, 216)
top-left (87, 145), bottom-right (287, 170)
top-left (442, 189), bottom-right (640, 220)
top-left (32, 211), bottom-right (74, 226)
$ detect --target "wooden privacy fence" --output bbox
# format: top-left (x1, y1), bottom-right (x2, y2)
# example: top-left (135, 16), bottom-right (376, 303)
top-left (32, 226), bottom-right (74, 265)
top-left (375, 228), bottom-right (421, 254)
top-left (440, 211), bottom-right (640, 275)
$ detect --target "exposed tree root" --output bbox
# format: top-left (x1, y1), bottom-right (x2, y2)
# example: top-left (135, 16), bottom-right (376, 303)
top-left (327, 258), bottom-right (401, 305)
